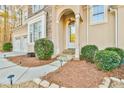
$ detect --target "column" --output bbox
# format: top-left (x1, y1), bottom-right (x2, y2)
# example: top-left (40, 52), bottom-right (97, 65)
top-left (75, 13), bottom-right (80, 60)
top-left (56, 20), bottom-right (60, 55)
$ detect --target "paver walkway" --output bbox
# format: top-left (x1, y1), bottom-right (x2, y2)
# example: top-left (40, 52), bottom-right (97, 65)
top-left (0, 52), bottom-right (73, 85)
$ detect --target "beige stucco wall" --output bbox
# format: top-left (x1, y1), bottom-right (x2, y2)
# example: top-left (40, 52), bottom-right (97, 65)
top-left (87, 8), bottom-right (115, 49)
top-left (118, 6), bottom-right (124, 49)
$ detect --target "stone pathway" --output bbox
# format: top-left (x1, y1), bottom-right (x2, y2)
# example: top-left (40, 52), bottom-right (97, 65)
top-left (0, 78), bottom-right (66, 88)
top-left (0, 52), bottom-right (73, 87)
top-left (99, 77), bottom-right (124, 88)
top-left (32, 78), bottom-right (64, 88)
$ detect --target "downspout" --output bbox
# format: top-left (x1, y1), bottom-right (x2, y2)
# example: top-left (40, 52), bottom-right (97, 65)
top-left (86, 5), bottom-right (89, 44)
top-left (109, 8), bottom-right (118, 47)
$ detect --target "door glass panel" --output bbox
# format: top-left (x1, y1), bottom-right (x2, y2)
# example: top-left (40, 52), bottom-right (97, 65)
top-left (68, 22), bottom-right (75, 43)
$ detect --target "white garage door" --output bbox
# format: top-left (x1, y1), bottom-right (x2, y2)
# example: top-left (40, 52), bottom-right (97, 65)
top-left (13, 37), bottom-right (21, 52)
top-left (21, 36), bottom-right (28, 52)
top-left (13, 36), bottom-right (28, 52)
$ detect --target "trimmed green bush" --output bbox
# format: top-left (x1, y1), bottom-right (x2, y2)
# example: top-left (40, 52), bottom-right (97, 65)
top-left (34, 38), bottom-right (54, 60)
top-left (3, 42), bottom-right (12, 52)
top-left (94, 50), bottom-right (121, 71)
top-left (80, 45), bottom-right (98, 63)
top-left (105, 47), bottom-right (124, 64)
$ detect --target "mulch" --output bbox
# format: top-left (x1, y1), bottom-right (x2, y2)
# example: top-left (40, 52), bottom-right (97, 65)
top-left (8, 55), bottom-right (56, 67)
top-left (43, 60), bottom-right (124, 88)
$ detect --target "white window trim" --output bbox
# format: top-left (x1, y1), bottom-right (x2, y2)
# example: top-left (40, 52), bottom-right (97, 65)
top-left (90, 5), bottom-right (108, 25)
top-left (28, 11), bottom-right (46, 44)
top-left (32, 5), bottom-right (44, 13)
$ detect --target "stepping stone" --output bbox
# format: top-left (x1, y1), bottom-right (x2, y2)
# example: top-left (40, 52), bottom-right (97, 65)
top-left (103, 77), bottom-right (111, 87)
top-left (121, 79), bottom-right (124, 84)
top-left (60, 87), bottom-right (66, 88)
top-left (49, 83), bottom-right (59, 88)
top-left (110, 77), bottom-right (121, 82)
top-left (99, 84), bottom-right (108, 88)
top-left (40, 80), bottom-right (50, 88)
top-left (33, 78), bottom-right (42, 85)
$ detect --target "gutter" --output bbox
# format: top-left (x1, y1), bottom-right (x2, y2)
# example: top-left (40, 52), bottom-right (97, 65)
top-left (109, 8), bottom-right (118, 47)
top-left (86, 5), bottom-right (89, 44)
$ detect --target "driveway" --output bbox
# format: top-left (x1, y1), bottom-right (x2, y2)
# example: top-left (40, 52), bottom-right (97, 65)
top-left (0, 52), bottom-right (27, 58)
top-left (0, 52), bottom-right (69, 85)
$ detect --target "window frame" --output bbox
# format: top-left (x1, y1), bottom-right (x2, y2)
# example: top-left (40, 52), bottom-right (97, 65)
top-left (28, 11), bottom-right (46, 44)
top-left (23, 11), bottom-right (28, 20)
top-left (32, 5), bottom-right (44, 13)
top-left (29, 20), bottom-right (42, 43)
top-left (90, 5), bottom-right (108, 25)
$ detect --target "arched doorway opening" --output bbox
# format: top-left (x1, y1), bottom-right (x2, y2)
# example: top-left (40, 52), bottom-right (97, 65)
top-left (58, 9), bottom-right (76, 53)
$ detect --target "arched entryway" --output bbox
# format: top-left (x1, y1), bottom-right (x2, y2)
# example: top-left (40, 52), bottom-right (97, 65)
top-left (55, 8), bottom-right (81, 59)
top-left (58, 9), bottom-right (76, 53)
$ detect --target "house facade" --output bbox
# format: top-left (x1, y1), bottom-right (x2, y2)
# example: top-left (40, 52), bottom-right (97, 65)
top-left (12, 5), bottom-right (124, 59)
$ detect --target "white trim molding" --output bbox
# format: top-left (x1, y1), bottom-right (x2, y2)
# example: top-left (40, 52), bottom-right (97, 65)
top-left (27, 11), bottom-right (47, 44)
top-left (90, 5), bottom-right (108, 25)
top-left (86, 5), bottom-right (89, 44)
top-left (109, 7), bottom-right (118, 47)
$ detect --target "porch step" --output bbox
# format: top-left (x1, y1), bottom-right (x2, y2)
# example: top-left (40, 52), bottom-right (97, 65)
top-left (62, 48), bottom-right (75, 55)
top-left (57, 54), bottom-right (74, 62)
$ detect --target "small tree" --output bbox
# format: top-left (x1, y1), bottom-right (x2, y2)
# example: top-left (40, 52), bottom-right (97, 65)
top-left (105, 47), bottom-right (124, 64)
top-left (80, 45), bottom-right (98, 63)
top-left (94, 50), bottom-right (121, 71)
top-left (34, 38), bottom-right (54, 60)
top-left (3, 42), bottom-right (12, 52)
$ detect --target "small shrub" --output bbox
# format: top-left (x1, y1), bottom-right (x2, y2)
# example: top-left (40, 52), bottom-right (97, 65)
top-left (3, 42), bottom-right (12, 52)
top-left (80, 45), bottom-right (98, 63)
top-left (34, 38), bottom-right (54, 60)
top-left (94, 50), bottom-right (121, 71)
top-left (105, 47), bottom-right (124, 64)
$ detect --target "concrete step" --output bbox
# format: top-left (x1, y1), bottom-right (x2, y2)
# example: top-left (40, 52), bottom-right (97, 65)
top-left (62, 48), bottom-right (75, 55)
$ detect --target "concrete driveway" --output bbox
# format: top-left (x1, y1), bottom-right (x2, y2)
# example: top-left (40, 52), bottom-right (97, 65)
top-left (0, 52), bottom-right (67, 85)
top-left (0, 58), bottom-right (62, 85)
top-left (0, 52), bottom-right (70, 85)
top-left (0, 52), bottom-right (27, 58)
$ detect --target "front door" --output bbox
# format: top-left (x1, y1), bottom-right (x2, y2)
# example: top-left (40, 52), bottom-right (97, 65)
top-left (67, 21), bottom-right (75, 48)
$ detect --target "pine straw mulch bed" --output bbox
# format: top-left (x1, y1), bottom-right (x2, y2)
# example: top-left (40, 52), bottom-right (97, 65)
top-left (8, 55), bottom-right (56, 67)
top-left (43, 60), bottom-right (124, 88)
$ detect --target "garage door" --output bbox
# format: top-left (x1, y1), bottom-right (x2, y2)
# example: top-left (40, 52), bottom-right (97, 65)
top-left (13, 36), bottom-right (28, 52)
top-left (21, 36), bottom-right (28, 52)
top-left (13, 37), bottom-right (21, 52)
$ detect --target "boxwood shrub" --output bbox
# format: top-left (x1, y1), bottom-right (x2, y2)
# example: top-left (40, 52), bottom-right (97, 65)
top-left (105, 47), bottom-right (124, 64)
top-left (3, 42), bottom-right (12, 52)
top-left (80, 45), bottom-right (98, 63)
top-left (34, 38), bottom-right (54, 60)
top-left (94, 50), bottom-right (121, 71)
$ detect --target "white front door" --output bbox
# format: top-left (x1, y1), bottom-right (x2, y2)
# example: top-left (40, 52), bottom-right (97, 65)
top-left (67, 21), bottom-right (76, 48)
